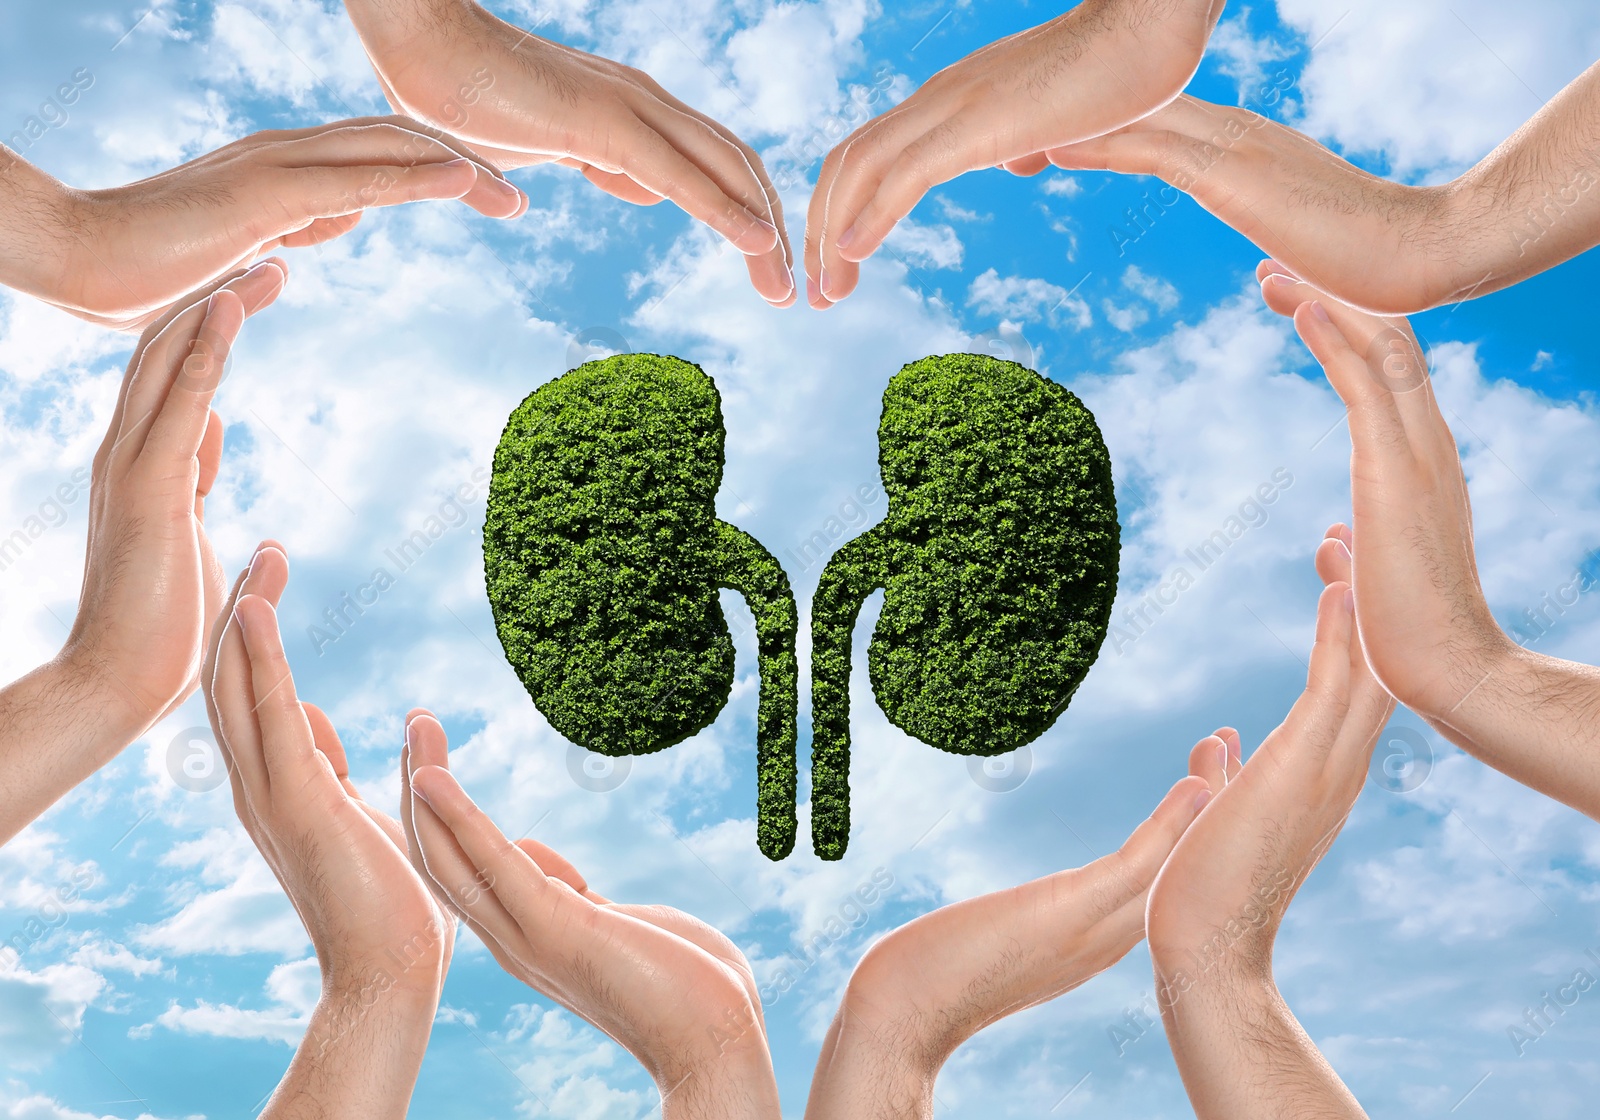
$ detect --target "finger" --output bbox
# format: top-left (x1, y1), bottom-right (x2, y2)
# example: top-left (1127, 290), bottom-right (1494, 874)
top-left (138, 290), bottom-right (244, 471)
top-left (400, 714), bottom-right (521, 949)
top-left (303, 702), bottom-right (354, 793)
top-left (1315, 527), bottom-right (1353, 587)
top-left (512, 838), bottom-right (592, 897)
top-left (411, 765), bottom-right (548, 946)
top-left (1096, 774), bottom-right (1213, 903)
top-left (1188, 734), bottom-right (1228, 798)
top-left (253, 160), bottom-right (492, 231)
top-left (270, 120), bottom-right (526, 215)
top-left (232, 595), bottom-right (320, 793)
top-left (624, 84), bottom-right (796, 304)
top-left (1280, 582), bottom-right (1356, 756)
top-left (196, 411), bottom-right (224, 500)
top-left (206, 546), bottom-right (291, 806)
top-left (108, 262), bottom-right (283, 471)
top-left (579, 163), bottom-right (667, 205)
top-left (608, 112), bottom-right (780, 256)
top-left (806, 112), bottom-right (909, 307)
top-left (273, 212), bottom-right (363, 249)
top-left (1291, 301), bottom-right (1414, 458)
top-left (1002, 152), bottom-right (1052, 176)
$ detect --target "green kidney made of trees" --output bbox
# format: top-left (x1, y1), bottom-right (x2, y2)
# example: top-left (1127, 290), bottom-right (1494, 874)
top-left (484, 351), bottom-right (1118, 863)
top-left (483, 353), bottom-right (799, 860)
top-left (809, 353), bottom-right (1120, 860)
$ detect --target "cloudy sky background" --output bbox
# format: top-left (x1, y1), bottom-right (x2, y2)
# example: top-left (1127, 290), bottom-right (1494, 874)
top-left (2, 0), bottom-right (1599, 1117)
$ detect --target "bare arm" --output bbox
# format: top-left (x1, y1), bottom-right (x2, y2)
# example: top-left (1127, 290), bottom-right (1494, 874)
top-left (1259, 269), bottom-right (1600, 821)
top-left (0, 265), bottom-right (285, 846)
top-left (1048, 59), bottom-right (1600, 314)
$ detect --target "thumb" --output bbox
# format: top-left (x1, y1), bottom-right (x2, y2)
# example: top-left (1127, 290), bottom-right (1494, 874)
top-left (1092, 775), bottom-right (1212, 909)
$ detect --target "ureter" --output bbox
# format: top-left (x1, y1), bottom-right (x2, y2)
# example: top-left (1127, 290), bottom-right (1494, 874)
top-left (808, 527), bottom-right (887, 862)
top-left (714, 520), bottom-right (800, 861)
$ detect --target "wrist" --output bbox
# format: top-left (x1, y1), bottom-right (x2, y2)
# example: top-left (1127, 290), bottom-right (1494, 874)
top-left (52, 638), bottom-right (164, 748)
top-left (1410, 618), bottom-right (1517, 725)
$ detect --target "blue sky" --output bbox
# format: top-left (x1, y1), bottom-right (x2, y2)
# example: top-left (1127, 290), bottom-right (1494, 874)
top-left (1, 1), bottom-right (1599, 1117)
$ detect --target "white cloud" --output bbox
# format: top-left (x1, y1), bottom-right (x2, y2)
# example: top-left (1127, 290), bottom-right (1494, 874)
top-left (1121, 265), bottom-right (1179, 311)
top-left (884, 218), bottom-right (964, 270)
top-left (0, 962), bottom-right (107, 1068)
top-left (499, 1006), bottom-right (653, 1120)
top-left (205, 0), bottom-right (383, 108)
top-left (1207, 10), bottom-right (1293, 103)
top-left (132, 828), bottom-right (308, 958)
top-left (1277, 0), bottom-right (1600, 179)
top-left (138, 957), bottom-right (319, 1045)
top-left (1101, 299), bottom-right (1147, 332)
top-left (1039, 175), bottom-right (1082, 198)
top-left (966, 268), bottom-right (1091, 330)
top-left (0, 1081), bottom-right (184, 1120)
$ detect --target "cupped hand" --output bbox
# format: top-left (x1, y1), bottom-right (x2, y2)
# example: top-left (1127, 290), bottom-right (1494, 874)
top-left (39, 117), bottom-right (523, 330)
top-left (399, 714), bottom-right (780, 1118)
top-left (345, 0), bottom-right (795, 306)
top-left (1044, 96), bottom-right (1461, 314)
top-left (203, 544), bottom-right (455, 1003)
top-left (1145, 577), bottom-right (1394, 990)
top-left (805, 0), bottom-right (1222, 307)
top-left (1255, 266), bottom-right (1508, 722)
top-left (805, 764), bottom-right (1216, 1119)
top-left (64, 261), bottom-right (285, 746)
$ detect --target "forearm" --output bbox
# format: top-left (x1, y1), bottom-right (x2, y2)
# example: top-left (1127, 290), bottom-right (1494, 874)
top-left (1441, 59), bottom-right (1600, 302)
top-left (0, 654), bottom-right (136, 846)
top-left (1425, 641), bottom-right (1600, 821)
top-left (0, 146), bottom-right (77, 300)
top-left (264, 983), bottom-right (437, 1120)
top-left (803, 1001), bottom-right (937, 1120)
top-left (659, 1046), bottom-right (784, 1120)
top-left (1159, 965), bottom-right (1366, 1120)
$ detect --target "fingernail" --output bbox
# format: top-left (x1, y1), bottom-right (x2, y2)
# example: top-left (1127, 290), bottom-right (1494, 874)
top-left (412, 783), bottom-right (434, 807)
top-left (1193, 788), bottom-right (1213, 812)
top-left (805, 275), bottom-right (819, 304)
top-left (1265, 272), bottom-right (1296, 287)
top-left (247, 547), bottom-right (267, 580)
top-left (837, 224), bottom-right (858, 251)
top-left (1216, 742), bottom-right (1228, 770)
top-left (820, 269), bottom-right (833, 299)
top-left (1311, 300), bottom-right (1332, 322)
top-left (1344, 586), bottom-right (1356, 613)
top-left (441, 157), bottom-right (474, 168)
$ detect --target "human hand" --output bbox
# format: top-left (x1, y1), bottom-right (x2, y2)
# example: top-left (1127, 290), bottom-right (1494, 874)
top-left (62, 261), bottom-right (286, 751)
top-left (805, 766), bottom-right (1217, 1119)
top-left (204, 544), bottom-right (454, 1118)
top-left (344, 0), bottom-right (795, 306)
top-left (400, 715), bottom-right (780, 1118)
top-left (8, 116), bottom-right (522, 330)
top-left (1144, 578), bottom-right (1390, 1119)
top-left (1258, 268), bottom-right (1600, 820)
top-left (804, 0), bottom-right (1223, 307)
top-left (1043, 96), bottom-right (1462, 314)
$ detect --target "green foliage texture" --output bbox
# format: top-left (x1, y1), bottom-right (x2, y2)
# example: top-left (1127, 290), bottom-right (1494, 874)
top-left (810, 353), bottom-right (1120, 859)
top-left (483, 353), bottom-right (798, 860)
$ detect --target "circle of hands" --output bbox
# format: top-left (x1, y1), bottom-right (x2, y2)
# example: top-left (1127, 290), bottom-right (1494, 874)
top-left (7, 1), bottom-right (1600, 1118)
